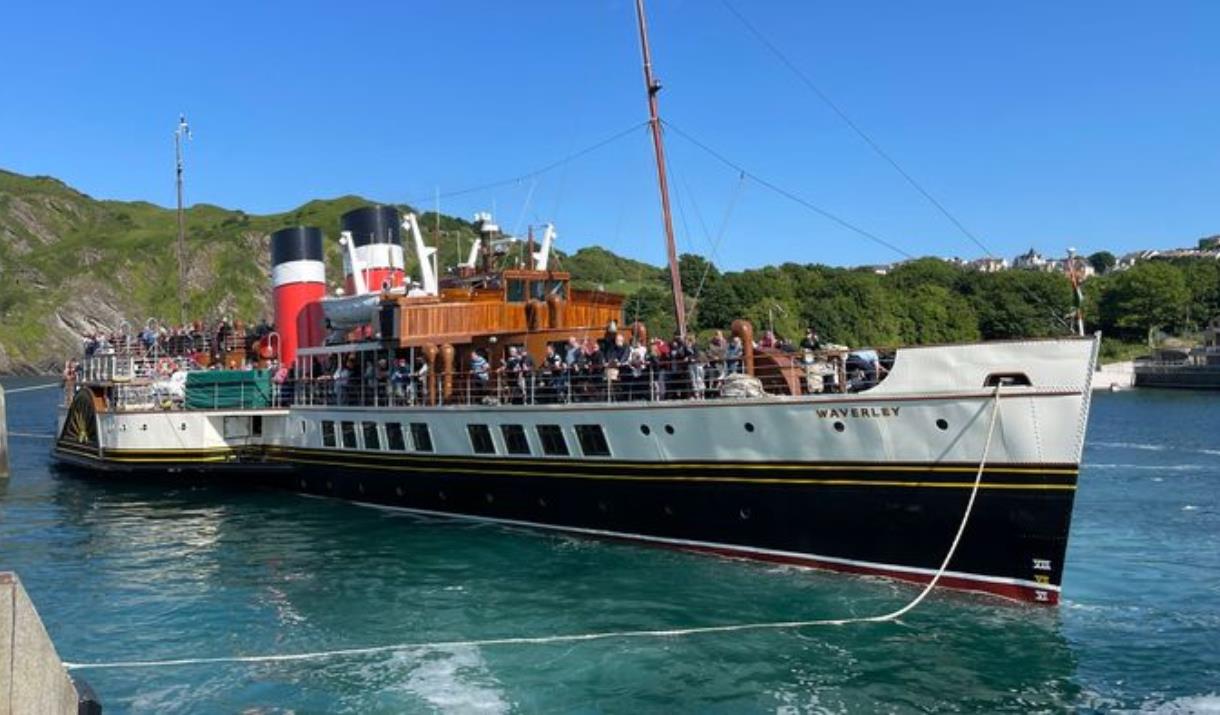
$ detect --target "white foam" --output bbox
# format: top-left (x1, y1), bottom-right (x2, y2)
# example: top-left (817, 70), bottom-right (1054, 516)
top-left (1142, 692), bottom-right (1220, 713)
top-left (1091, 441), bottom-right (1220, 457)
top-left (400, 646), bottom-right (511, 714)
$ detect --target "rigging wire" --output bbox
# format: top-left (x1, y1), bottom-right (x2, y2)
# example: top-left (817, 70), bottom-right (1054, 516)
top-left (406, 121), bottom-right (650, 207)
top-left (719, 0), bottom-right (995, 259)
top-left (686, 172), bottom-right (746, 321)
top-left (662, 120), bottom-right (913, 260)
top-left (511, 179), bottom-right (539, 239)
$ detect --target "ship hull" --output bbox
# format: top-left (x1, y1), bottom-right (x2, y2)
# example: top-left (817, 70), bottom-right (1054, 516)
top-left (263, 453), bottom-right (1075, 604)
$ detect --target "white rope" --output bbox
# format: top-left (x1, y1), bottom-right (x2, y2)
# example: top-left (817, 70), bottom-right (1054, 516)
top-left (64, 387), bottom-right (1005, 672)
top-left (2, 382), bottom-right (60, 394)
top-left (7, 432), bottom-right (55, 439)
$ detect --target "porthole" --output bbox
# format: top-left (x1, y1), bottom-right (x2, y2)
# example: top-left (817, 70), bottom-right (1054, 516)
top-left (326, 480), bottom-right (333, 490)
top-left (663, 505), bottom-right (674, 516)
top-left (640, 425), bottom-right (651, 436)
top-left (538, 497), bottom-right (548, 508)
top-left (358, 483), bottom-right (365, 495)
top-left (598, 501), bottom-right (608, 512)
top-left (180, 423), bottom-right (187, 431)
top-left (438, 490), bottom-right (447, 501)
top-left (395, 486), bottom-right (404, 497)
top-left (140, 424), bottom-right (148, 431)
top-left (833, 421), bottom-right (845, 433)
top-left (485, 493), bottom-right (495, 504)
top-left (744, 422), bottom-right (755, 432)
top-left (664, 424), bottom-right (675, 435)
top-left (739, 507), bottom-right (752, 520)
top-left (936, 418), bottom-right (949, 431)
top-left (299, 479), bottom-right (307, 489)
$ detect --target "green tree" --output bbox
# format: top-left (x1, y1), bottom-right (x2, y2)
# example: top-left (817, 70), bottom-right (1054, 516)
top-left (1097, 261), bottom-right (1190, 342)
top-left (963, 270), bottom-right (1072, 339)
top-left (1087, 251), bottom-right (1116, 275)
top-left (897, 283), bottom-right (981, 344)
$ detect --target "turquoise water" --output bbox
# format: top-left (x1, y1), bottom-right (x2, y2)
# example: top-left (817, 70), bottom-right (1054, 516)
top-left (1, 380), bottom-right (1217, 713)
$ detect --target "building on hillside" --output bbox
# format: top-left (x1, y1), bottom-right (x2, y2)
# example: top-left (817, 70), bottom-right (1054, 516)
top-left (969, 257), bottom-right (1008, 273)
top-left (1199, 235), bottom-right (1220, 251)
top-left (1012, 248), bottom-right (1049, 270)
top-left (1115, 250), bottom-right (1159, 271)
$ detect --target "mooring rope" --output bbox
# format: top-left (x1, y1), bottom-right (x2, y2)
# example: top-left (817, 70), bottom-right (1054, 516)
top-left (6, 432), bottom-right (55, 439)
top-left (64, 388), bottom-right (1005, 671)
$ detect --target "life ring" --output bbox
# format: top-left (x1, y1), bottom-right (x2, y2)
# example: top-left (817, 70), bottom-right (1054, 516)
top-left (156, 357), bottom-right (176, 377)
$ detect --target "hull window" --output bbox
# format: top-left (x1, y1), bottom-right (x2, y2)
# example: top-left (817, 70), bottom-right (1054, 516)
top-left (362, 422), bottom-right (381, 450)
top-left (501, 424), bottom-right (531, 455)
top-left (321, 420), bottom-right (337, 448)
top-left (340, 421), bottom-right (358, 449)
top-left (537, 424), bottom-right (570, 456)
top-left (575, 424), bottom-right (611, 457)
top-left (468, 424), bottom-right (496, 454)
top-left (410, 423), bottom-right (433, 452)
top-left (385, 423), bottom-right (407, 451)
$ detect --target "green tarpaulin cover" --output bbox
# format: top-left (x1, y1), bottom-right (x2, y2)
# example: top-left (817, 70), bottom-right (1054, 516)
top-left (184, 370), bottom-right (272, 409)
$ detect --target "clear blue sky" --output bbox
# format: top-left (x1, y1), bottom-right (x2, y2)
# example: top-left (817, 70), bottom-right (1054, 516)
top-left (3, 1), bottom-right (1217, 270)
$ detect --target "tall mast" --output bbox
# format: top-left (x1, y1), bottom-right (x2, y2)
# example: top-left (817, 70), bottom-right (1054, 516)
top-left (174, 114), bottom-right (191, 325)
top-left (634, 0), bottom-right (687, 340)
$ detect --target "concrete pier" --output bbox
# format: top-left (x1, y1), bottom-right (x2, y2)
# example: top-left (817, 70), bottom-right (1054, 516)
top-left (0, 572), bottom-right (99, 714)
top-left (0, 384), bottom-right (8, 479)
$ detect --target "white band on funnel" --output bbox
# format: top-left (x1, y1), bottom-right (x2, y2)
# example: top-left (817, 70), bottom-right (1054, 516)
top-left (347, 243), bottom-right (405, 273)
top-left (273, 260), bottom-right (325, 287)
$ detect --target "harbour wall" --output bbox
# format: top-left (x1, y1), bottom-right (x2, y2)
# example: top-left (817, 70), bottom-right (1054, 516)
top-left (0, 572), bottom-right (98, 714)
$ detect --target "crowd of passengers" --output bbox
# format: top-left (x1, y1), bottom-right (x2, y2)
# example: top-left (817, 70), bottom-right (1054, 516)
top-left (308, 326), bottom-right (883, 406)
top-left (81, 320), bottom-right (273, 361)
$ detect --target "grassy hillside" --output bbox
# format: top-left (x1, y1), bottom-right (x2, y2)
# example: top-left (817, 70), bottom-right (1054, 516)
top-left (0, 169), bottom-right (479, 372)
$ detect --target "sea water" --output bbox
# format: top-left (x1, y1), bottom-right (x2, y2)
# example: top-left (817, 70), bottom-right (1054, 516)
top-left (1, 379), bottom-right (1217, 713)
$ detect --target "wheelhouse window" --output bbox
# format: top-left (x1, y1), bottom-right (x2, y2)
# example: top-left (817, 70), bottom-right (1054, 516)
top-left (537, 424), bottom-right (569, 456)
top-left (321, 420), bottom-right (337, 448)
top-left (575, 424), bottom-right (611, 457)
top-left (362, 421), bottom-right (381, 450)
top-left (410, 423), bottom-right (433, 452)
top-left (340, 421), bottom-right (358, 449)
top-left (385, 422), bottom-right (406, 451)
top-left (507, 279), bottom-right (526, 302)
top-left (547, 280), bottom-right (567, 299)
top-left (501, 424), bottom-right (531, 455)
top-left (468, 424), bottom-right (496, 455)
top-left (530, 279), bottom-right (546, 301)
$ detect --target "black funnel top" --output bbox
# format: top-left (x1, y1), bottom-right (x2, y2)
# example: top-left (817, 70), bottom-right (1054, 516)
top-left (341, 205), bottom-right (401, 247)
top-left (270, 226), bottom-right (324, 265)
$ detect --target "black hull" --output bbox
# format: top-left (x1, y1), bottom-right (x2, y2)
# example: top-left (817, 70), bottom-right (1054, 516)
top-left (54, 442), bottom-right (1077, 604)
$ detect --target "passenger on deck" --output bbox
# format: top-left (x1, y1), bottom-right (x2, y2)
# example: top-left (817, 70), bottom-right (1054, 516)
top-left (541, 343), bottom-right (565, 403)
top-left (726, 336), bottom-right (744, 375)
top-left (800, 328), bottom-right (822, 352)
top-left (333, 358), bottom-right (352, 405)
top-left (605, 334), bottom-right (630, 400)
top-left (667, 334), bottom-right (689, 399)
top-left (684, 335), bottom-right (706, 399)
top-left (648, 338), bottom-right (668, 399)
top-left (390, 358), bottom-right (412, 404)
top-left (758, 330), bottom-right (777, 349)
top-left (470, 350), bottom-right (490, 400)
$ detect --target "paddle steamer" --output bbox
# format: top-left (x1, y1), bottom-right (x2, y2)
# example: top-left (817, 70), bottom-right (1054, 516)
top-left (52, 1), bottom-right (1098, 605)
